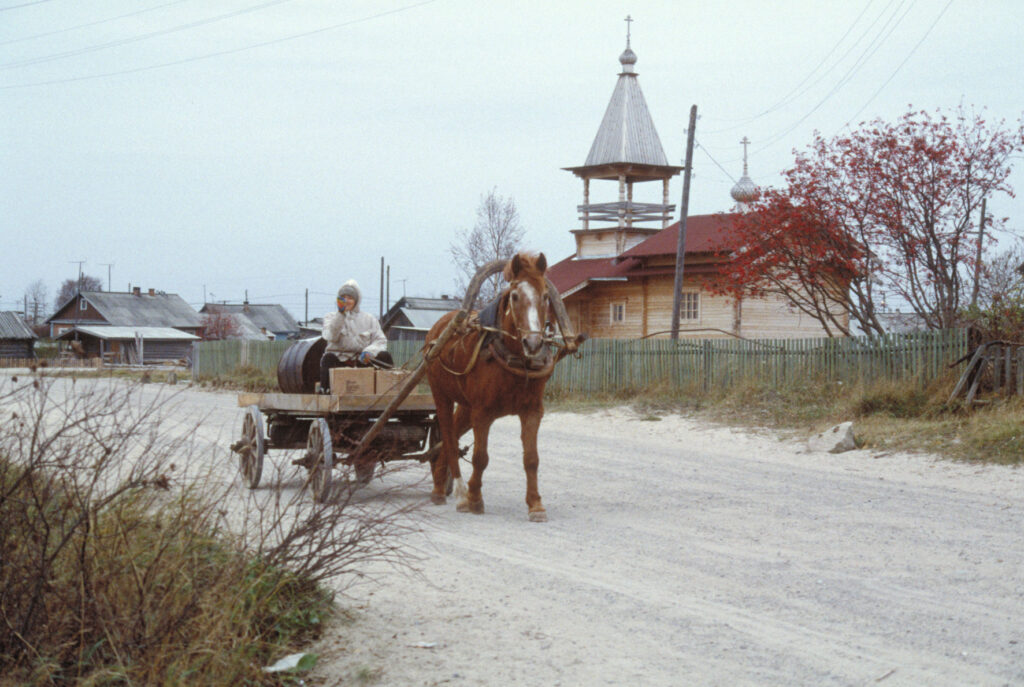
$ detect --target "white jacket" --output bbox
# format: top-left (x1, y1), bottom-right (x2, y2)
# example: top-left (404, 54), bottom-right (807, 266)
top-left (322, 280), bottom-right (387, 361)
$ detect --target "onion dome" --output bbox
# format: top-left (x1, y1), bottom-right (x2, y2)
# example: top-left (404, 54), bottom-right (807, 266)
top-left (730, 136), bottom-right (759, 204)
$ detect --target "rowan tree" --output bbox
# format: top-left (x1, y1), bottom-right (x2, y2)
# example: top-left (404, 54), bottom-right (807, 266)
top-left (714, 106), bottom-right (1024, 336)
top-left (449, 188), bottom-right (525, 306)
top-left (200, 311), bottom-right (242, 340)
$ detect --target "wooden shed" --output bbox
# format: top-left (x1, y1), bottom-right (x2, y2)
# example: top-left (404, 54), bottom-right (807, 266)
top-left (381, 296), bottom-right (462, 342)
top-left (0, 311), bottom-right (36, 358)
top-left (55, 326), bottom-right (199, 364)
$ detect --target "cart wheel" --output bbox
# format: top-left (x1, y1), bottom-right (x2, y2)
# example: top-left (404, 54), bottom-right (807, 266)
top-left (306, 418), bottom-right (333, 503)
top-left (427, 421), bottom-right (453, 496)
top-left (238, 405), bottom-right (265, 489)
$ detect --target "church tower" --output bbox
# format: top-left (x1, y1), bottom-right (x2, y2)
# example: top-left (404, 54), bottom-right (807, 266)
top-left (730, 136), bottom-right (759, 208)
top-left (563, 17), bottom-right (682, 259)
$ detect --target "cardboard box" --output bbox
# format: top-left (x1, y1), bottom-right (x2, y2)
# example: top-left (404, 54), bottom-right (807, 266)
top-left (375, 369), bottom-right (411, 396)
top-left (330, 367), bottom-right (375, 396)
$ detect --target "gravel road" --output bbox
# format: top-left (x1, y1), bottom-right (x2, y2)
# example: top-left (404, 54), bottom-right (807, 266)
top-left (19, 375), bottom-right (1024, 685)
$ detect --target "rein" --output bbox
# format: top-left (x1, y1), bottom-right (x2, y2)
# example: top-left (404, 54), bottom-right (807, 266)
top-left (437, 284), bottom-right (558, 379)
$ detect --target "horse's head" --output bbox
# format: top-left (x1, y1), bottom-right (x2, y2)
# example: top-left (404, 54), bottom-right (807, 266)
top-left (502, 252), bottom-right (550, 364)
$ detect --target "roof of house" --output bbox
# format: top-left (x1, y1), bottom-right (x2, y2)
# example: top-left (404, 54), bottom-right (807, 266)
top-left (55, 325), bottom-right (200, 341)
top-left (547, 213), bottom-right (740, 294)
top-left (0, 311), bottom-right (36, 340)
top-left (382, 296), bottom-right (462, 333)
top-left (49, 291), bottom-right (202, 328)
top-left (200, 303), bottom-right (299, 333)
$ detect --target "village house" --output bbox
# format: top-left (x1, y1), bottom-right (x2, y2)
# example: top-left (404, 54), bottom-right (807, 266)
top-left (46, 287), bottom-right (202, 363)
top-left (199, 302), bottom-right (301, 340)
top-left (546, 38), bottom-right (846, 340)
top-left (0, 311), bottom-right (37, 359)
top-left (381, 296), bottom-right (462, 342)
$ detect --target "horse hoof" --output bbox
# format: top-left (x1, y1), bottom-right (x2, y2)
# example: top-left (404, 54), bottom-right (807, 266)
top-left (528, 510), bottom-right (548, 523)
top-left (430, 493), bottom-right (446, 505)
top-left (457, 499), bottom-right (484, 514)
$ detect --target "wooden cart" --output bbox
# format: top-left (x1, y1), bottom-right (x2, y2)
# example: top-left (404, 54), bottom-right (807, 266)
top-left (233, 388), bottom-right (443, 503)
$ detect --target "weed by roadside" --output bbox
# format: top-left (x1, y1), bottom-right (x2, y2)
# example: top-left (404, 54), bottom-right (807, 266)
top-left (0, 374), bottom-right (419, 685)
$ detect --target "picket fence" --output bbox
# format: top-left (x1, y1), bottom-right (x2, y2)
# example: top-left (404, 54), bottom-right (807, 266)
top-left (190, 330), bottom-right (969, 395)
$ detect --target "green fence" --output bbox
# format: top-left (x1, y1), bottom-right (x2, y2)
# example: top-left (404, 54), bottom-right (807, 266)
top-left (191, 330), bottom-right (969, 394)
top-left (191, 339), bottom-right (294, 379)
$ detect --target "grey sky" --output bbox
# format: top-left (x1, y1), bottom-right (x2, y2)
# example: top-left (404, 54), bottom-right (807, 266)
top-left (2, 0), bottom-right (1021, 321)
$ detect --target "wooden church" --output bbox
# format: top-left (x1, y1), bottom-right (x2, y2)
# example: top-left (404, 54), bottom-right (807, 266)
top-left (546, 33), bottom-right (846, 340)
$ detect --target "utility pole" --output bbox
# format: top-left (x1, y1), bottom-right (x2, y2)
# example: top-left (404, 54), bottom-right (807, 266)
top-left (70, 260), bottom-right (85, 294)
top-left (305, 288), bottom-right (309, 324)
top-left (379, 257), bottom-right (385, 319)
top-left (99, 262), bottom-right (113, 291)
top-left (670, 105), bottom-right (698, 340)
top-left (970, 198), bottom-right (987, 309)
top-left (385, 265), bottom-right (390, 314)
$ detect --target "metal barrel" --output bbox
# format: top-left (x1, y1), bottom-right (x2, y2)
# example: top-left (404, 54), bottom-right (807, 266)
top-left (277, 337), bottom-right (327, 394)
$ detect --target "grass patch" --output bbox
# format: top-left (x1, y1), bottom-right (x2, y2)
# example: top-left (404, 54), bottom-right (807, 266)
top-left (195, 364), bottom-right (278, 392)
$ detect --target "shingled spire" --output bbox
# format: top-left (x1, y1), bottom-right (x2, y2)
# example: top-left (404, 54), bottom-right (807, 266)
top-left (564, 18), bottom-right (682, 259)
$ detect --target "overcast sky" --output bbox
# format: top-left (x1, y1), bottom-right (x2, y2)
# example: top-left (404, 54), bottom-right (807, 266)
top-left (2, 0), bottom-right (1022, 321)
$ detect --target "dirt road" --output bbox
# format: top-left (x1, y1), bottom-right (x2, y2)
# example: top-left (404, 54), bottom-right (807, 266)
top-left (24, 376), bottom-right (1024, 685)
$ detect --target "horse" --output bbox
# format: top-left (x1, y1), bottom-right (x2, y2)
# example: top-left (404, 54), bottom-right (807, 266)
top-left (424, 252), bottom-right (557, 522)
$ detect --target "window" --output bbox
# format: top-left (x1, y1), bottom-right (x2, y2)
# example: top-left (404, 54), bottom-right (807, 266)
top-left (79, 298), bottom-right (87, 311)
top-left (610, 302), bottom-right (625, 323)
top-left (681, 291), bottom-right (699, 320)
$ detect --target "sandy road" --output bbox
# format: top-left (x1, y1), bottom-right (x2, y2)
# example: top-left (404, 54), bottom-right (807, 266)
top-left (15, 374), bottom-right (1024, 685)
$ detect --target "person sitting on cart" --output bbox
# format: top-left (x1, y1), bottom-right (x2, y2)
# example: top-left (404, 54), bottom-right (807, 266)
top-left (319, 280), bottom-right (394, 392)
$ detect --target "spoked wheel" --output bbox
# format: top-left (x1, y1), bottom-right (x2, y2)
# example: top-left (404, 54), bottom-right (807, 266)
top-left (305, 418), bottom-right (333, 503)
top-left (427, 421), bottom-right (454, 496)
top-left (238, 405), bottom-right (265, 489)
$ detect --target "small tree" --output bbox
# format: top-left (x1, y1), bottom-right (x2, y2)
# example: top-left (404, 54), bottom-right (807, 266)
top-left (449, 188), bottom-right (525, 306)
top-left (200, 311), bottom-right (242, 340)
top-left (54, 274), bottom-right (103, 310)
top-left (24, 279), bottom-right (48, 325)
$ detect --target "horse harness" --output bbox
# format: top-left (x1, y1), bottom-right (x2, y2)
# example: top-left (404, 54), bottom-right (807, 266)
top-left (437, 283), bottom-right (556, 379)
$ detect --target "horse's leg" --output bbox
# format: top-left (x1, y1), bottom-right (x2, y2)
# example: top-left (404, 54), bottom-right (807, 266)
top-left (520, 407), bottom-right (546, 522)
top-left (450, 403), bottom-right (472, 501)
top-left (430, 394), bottom-right (457, 505)
top-left (456, 412), bottom-right (490, 514)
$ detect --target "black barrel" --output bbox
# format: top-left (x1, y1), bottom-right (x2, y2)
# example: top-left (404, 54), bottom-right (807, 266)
top-left (277, 337), bottom-right (327, 394)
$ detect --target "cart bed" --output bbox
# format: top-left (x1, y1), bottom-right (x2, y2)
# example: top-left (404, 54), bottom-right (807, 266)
top-left (237, 391), bottom-right (436, 414)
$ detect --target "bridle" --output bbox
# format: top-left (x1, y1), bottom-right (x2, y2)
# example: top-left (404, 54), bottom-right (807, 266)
top-left (504, 279), bottom-right (548, 345)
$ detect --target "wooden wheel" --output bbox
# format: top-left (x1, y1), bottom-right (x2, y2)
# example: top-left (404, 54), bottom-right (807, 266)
top-left (306, 418), bottom-right (333, 503)
top-left (238, 405), bottom-right (265, 489)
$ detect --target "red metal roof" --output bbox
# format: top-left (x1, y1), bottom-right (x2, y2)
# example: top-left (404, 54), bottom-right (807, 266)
top-left (546, 213), bottom-right (740, 294)
top-left (619, 213), bottom-right (738, 257)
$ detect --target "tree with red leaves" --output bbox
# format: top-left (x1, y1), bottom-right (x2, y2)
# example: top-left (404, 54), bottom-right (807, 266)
top-left (714, 107), bottom-right (1024, 337)
top-left (200, 311), bottom-right (242, 340)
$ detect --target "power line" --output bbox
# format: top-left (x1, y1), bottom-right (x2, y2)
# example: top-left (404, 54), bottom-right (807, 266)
top-left (843, 0), bottom-right (955, 126)
top-left (0, 0), bottom-right (55, 11)
top-left (0, 0), bottom-right (193, 48)
top-left (0, 0), bottom-right (297, 70)
top-left (1, 0), bottom-right (438, 90)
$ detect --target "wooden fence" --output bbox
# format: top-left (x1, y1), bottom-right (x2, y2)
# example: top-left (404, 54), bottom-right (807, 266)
top-left (189, 330), bottom-right (970, 395)
top-left (191, 340), bottom-right (294, 379)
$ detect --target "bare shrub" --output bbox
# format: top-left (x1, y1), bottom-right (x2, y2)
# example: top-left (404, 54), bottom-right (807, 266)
top-left (0, 374), bottom-right (422, 684)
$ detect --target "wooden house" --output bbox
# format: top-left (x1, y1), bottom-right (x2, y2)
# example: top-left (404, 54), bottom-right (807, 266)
top-left (0, 311), bottom-right (36, 358)
top-left (46, 287), bottom-right (202, 362)
top-left (547, 38), bottom-right (845, 340)
top-left (199, 303), bottom-right (301, 340)
top-left (381, 296), bottom-right (462, 342)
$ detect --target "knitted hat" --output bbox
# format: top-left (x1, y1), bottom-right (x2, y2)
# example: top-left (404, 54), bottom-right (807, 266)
top-left (336, 280), bottom-right (360, 306)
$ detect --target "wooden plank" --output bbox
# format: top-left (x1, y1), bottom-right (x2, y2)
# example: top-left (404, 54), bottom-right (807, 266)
top-left (238, 391), bottom-right (436, 413)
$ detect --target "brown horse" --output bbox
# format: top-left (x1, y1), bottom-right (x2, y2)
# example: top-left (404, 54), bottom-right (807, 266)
top-left (424, 252), bottom-right (556, 522)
